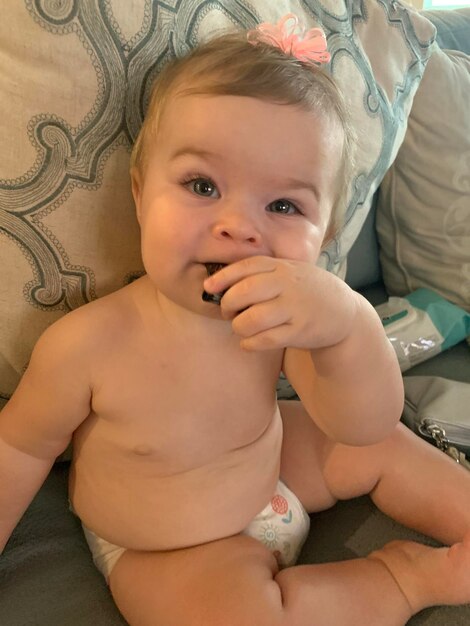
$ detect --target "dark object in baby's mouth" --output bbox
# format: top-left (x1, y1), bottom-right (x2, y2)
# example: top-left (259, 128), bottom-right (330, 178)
top-left (202, 262), bottom-right (227, 305)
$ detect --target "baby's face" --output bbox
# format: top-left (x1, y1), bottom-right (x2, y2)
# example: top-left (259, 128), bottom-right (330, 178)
top-left (132, 94), bottom-right (344, 317)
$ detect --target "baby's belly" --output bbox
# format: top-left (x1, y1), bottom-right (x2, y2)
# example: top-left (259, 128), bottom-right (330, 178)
top-left (69, 412), bottom-right (283, 551)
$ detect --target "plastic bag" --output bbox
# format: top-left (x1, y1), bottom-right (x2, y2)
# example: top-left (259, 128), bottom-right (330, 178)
top-left (375, 289), bottom-right (470, 372)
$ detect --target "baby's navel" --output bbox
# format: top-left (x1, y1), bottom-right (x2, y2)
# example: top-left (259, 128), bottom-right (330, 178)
top-left (132, 444), bottom-right (155, 456)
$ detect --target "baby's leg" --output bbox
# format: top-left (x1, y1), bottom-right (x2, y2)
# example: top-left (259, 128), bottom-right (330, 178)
top-left (325, 418), bottom-right (470, 546)
top-left (369, 531), bottom-right (470, 612)
top-left (280, 399), bottom-right (470, 545)
top-left (109, 533), bottom-right (416, 626)
top-left (280, 400), bottom-right (470, 612)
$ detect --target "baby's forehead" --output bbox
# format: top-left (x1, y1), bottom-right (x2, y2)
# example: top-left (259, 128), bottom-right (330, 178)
top-left (161, 90), bottom-right (341, 132)
top-left (159, 94), bottom-right (334, 147)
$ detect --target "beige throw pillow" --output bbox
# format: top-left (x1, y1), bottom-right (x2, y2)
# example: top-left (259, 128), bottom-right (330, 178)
top-left (377, 46), bottom-right (470, 312)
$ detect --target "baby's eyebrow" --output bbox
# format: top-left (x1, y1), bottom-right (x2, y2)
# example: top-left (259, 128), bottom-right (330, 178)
top-left (169, 146), bottom-right (217, 162)
top-left (277, 177), bottom-right (320, 202)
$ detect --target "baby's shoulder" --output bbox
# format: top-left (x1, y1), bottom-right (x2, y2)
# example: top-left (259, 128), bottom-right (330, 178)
top-left (39, 281), bottom-right (141, 356)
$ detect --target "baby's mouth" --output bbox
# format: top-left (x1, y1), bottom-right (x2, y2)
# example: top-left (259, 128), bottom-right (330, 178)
top-left (202, 262), bottom-right (227, 305)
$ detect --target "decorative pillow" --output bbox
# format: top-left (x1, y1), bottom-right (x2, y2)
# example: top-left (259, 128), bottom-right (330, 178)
top-left (0, 0), bottom-right (435, 404)
top-left (376, 46), bottom-right (470, 312)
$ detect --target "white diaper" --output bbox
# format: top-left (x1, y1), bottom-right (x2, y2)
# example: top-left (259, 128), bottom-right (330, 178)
top-left (80, 525), bottom-right (126, 582)
top-left (81, 480), bottom-right (310, 581)
top-left (242, 480), bottom-right (310, 568)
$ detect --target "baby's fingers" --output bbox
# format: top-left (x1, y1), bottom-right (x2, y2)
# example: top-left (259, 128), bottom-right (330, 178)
top-left (220, 272), bottom-right (281, 319)
top-left (239, 324), bottom-right (293, 351)
top-left (231, 300), bottom-right (291, 342)
top-left (203, 256), bottom-right (277, 296)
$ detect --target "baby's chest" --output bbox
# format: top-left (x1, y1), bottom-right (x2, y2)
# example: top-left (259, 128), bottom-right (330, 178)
top-left (89, 348), bottom-right (280, 466)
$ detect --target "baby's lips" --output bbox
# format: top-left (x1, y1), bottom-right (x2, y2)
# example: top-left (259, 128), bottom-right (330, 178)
top-left (202, 262), bottom-right (227, 305)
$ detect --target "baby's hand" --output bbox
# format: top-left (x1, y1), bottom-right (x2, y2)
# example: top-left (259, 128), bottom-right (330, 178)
top-left (203, 256), bottom-right (358, 351)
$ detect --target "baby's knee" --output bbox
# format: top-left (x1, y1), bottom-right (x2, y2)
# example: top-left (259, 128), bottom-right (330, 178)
top-left (109, 535), bottom-right (287, 626)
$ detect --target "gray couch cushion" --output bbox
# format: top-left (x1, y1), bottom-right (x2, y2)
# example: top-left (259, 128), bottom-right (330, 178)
top-left (424, 8), bottom-right (470, 53)
top-left (0, 463), bottom-right (126, 625)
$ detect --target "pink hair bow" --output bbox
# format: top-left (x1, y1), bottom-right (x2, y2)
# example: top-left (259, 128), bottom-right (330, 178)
top-left (247, 13), bottom-right (331, 65)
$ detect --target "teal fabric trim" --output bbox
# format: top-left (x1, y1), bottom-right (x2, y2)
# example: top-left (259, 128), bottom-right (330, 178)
top-left (405, 289), bottom-right (470, 351)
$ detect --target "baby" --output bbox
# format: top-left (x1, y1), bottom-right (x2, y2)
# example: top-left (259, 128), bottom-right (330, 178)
top-left (2, 14), bottom-right (470, 626)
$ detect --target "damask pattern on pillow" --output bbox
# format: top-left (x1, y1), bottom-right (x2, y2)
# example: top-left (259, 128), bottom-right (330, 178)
top-left (0, 0), bottom-right (435, 401)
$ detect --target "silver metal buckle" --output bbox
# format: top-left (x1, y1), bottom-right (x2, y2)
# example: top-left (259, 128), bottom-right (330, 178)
top-left (424, 423), bottom-right (449, 452)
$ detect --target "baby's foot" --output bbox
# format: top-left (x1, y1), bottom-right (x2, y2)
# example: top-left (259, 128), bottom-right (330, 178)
top-left (369, 531), bottom-right (470, 613)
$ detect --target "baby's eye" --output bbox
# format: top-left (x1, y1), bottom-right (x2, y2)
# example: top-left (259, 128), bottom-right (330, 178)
top-left (186, 177), bottom-right (219, 198)
top-left (267, 199), bottom-right (299, 215)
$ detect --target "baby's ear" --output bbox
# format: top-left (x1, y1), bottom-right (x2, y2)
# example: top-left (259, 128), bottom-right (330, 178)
top-left (130, 166), bottom-right (142, 223)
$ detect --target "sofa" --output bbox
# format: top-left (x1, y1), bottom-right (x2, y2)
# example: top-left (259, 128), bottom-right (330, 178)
top-left (0, 2), bottom-right (469, 624)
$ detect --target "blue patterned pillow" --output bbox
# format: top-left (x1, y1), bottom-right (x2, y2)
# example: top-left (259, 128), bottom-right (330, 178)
top-left (0, 1), bottom-right (435, 401)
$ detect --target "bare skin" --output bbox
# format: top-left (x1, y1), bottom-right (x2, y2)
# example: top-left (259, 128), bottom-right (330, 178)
top-left (108, 399), bottom-right (470, 626)
top-left (2, 95), bottom-right (470, 626)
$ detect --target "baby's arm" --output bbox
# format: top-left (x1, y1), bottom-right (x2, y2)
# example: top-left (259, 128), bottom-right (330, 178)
top-left (283, 290), bottom-right (403, 446)
top-left (204, 256), bottom-right (403, 446)
top-left (0, 314), bottom-right (93, 553)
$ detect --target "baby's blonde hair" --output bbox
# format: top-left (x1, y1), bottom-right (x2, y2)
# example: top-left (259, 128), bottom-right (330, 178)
top-left (130, 30), bottom-right (355, 236)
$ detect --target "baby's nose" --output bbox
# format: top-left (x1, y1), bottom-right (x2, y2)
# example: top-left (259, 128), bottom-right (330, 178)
top-left (211, 209), bottom-right (262, 245)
